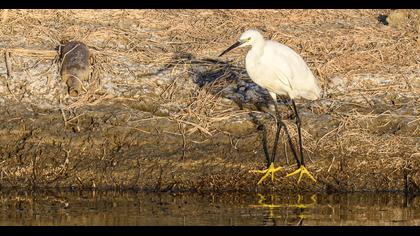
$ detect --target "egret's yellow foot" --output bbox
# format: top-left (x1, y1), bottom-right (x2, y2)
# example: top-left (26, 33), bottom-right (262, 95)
top-left (285, 165), bottom-right (316, 184)
top-left (250, 163), bottom-right (282, 185)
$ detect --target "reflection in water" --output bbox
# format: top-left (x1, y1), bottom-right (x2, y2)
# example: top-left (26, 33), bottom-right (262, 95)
top-left (250, 193), bottom-right (317, 226)
top-left (0, 190), bottom-right (418, 226)
top-left (249, 194), bottom-right (282, 224)
top-left (289, 194), bottom-right (317, 226)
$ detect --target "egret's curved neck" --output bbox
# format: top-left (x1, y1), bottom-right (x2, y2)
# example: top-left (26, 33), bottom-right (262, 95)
top-left (249, 38), bottom-right (265, 58)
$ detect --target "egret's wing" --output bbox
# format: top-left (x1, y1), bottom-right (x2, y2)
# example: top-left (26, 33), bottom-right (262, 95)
top-left (272, 68), bottom-right (294, 91)
top-left (262, 42), bottom-right (295, 91)
top-left (262, 41), bottom-right (321, 100)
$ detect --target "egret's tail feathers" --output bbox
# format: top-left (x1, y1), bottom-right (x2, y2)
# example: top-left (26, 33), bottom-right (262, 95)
top-left (301, 89), bottom-right (321, 100)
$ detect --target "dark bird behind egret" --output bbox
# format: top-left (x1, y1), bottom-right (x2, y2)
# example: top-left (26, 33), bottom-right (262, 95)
top-left (219, 29), bottom-right (320, 185)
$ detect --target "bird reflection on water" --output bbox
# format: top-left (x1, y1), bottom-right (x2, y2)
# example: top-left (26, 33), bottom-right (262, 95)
top-left (249, 193), bottom-right (317, 226)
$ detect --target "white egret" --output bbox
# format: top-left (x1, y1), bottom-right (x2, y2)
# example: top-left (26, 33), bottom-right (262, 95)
top-left (219, 29), bottom-right (320, 185)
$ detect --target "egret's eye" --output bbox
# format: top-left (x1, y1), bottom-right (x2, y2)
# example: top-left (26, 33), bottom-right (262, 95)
top-left (241, 37), bottom-right (251, 43)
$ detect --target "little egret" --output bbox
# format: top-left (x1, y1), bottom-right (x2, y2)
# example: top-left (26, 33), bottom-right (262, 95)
top-left (219, 29), bottom-right (320, 185)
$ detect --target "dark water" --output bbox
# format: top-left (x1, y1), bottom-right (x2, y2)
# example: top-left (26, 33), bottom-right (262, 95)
top-left (0, 190), bottom-right (418, 226)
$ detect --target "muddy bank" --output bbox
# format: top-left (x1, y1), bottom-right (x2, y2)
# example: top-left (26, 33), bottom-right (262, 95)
top-left (0, 95), bottom-right (418, 193)
top-left (0, 9), bottom-right (419, 193)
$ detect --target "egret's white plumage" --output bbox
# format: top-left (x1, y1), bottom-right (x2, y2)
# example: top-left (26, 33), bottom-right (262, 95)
top-left (238, 29), bottom-right (321, 101)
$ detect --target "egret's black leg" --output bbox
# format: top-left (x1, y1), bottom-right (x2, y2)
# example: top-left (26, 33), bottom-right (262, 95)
top-left (291, 99), bottom-right (304, 166)
top-left (249, 98), bottom-right (294, 184)
top-left (285, 100), bottom-right (316, 183)
top-left (280, 119), bottom-right (301, 167)
top-left (272, 100), bottom-right (300, 167)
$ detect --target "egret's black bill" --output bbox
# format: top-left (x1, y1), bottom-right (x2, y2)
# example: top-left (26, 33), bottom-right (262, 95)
top-left (219, 41), bottom-right (243, 57)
